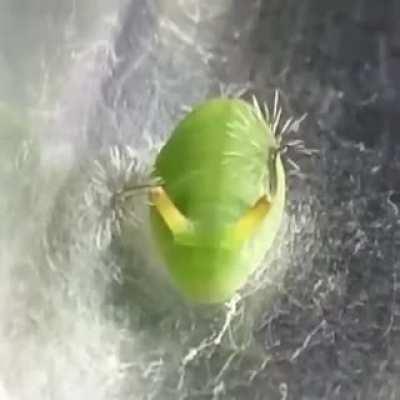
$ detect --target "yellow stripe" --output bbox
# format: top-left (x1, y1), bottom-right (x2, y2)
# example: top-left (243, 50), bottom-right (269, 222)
top-left (150, 186), bottom-right (191, 235)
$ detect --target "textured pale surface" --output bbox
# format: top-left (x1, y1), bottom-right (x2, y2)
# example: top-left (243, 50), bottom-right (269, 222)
top-left (0, 1), bottom-right (400, 399)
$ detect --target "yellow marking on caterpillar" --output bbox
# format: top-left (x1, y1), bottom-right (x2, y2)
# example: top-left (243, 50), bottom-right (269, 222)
top-left (150, 186), bottom-right (191, 235)
top-left (231, 195), bottom-right (272, 244)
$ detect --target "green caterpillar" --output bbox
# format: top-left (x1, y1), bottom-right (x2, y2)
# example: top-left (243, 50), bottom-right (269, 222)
top-left (148, 97), bottom-right (286, 304)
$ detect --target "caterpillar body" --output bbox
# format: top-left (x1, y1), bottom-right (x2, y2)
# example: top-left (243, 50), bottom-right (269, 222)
top-left (149, 97), bottom-right (286, 304)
